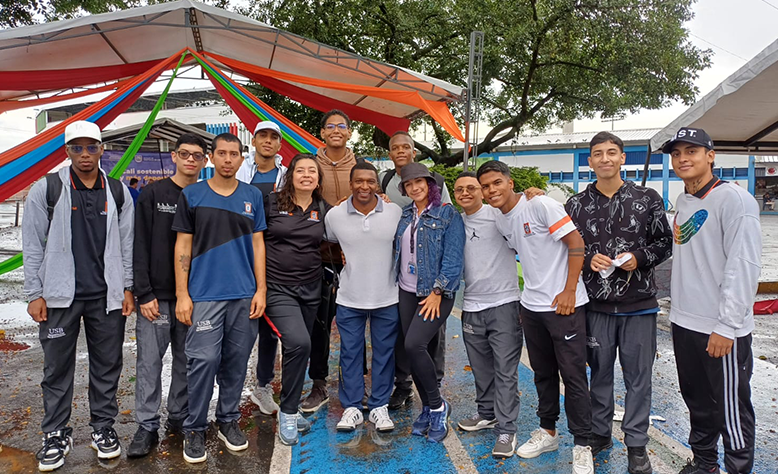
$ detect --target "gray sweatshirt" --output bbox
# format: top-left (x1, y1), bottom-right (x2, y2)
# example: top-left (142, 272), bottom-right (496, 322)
top-left (670, 181), bottom-right (761, 338)
top-left (22, 166), bottom-right (134, 311)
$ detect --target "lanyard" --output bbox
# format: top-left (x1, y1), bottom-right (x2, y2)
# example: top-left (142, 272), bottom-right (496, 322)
top-left (410, 210), bottom-right (423, 255)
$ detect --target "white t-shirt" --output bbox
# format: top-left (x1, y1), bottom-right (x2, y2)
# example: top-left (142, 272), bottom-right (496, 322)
top-left (325, 197), bottom-right (402, 309)
top-left (462, 205), bottom-right (521, 312)
top-left (494, 195), bottom-right (588, 312)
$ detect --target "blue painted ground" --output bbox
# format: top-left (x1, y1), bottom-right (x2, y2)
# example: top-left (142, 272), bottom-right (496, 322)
top-left (291, 314), bottom-right (631, 474)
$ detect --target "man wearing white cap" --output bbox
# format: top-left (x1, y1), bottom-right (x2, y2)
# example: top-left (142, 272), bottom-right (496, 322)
top-left (22, 120), bottom-right (135, 471)
top-left (236, 120), bottom-right (287, 417)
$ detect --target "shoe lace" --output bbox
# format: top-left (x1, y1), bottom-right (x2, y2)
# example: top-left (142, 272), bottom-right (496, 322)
top-left (187, 431), bottom-right (204, 450)
top-left (344, 408), bottom-right (361, 423)
top-left (497, 433), bottom-right (512, 445)
top-left (528, 429), bottom-right (547, 445)
top-left (573, 445), bottom-right (591, 463)
top-left (372, 406), bottom-right (389, 422)
top-left (468, 412), bottom-right (482, 421)
top-left (95, 426), bottom-right (118, 444)
top-left (283, 413), bottom-right (297, 431)
top-left (36, 434), bottom-right (64, 460)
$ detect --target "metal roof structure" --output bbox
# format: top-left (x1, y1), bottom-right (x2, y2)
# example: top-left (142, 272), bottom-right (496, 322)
top-left (650, 38), bottom-right (778, 155)
top-left (0, 0), bottom-right (463, 119)
top-left (101, 117), bottom-right (214, 152)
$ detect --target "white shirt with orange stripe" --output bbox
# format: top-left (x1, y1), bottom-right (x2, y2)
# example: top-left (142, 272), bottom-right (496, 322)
top-left (494, 194), bottom-right (589, 313)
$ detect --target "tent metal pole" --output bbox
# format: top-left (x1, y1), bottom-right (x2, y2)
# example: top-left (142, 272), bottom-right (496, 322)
top-left (641, 140), bottom-right (652, 187)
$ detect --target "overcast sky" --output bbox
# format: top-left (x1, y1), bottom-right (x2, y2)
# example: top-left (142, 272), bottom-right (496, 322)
top-left (1, 0), bottom-right (777, 152)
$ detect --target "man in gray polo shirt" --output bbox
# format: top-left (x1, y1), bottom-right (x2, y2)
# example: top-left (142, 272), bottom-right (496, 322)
top-left (378, 131), bottom-right (450, 409)
top-left (325, 161), bottom-right (403, 432)
top-left (453, 171), bottom-right (523, 458)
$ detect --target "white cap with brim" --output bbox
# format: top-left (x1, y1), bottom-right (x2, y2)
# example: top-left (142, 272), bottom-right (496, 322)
top-left (254, 121), bottom-right (282, 138)
top-left (64, 121), bottom-right (102, 144)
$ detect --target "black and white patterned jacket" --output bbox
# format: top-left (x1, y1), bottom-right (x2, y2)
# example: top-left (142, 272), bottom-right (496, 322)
top-left (565, 180), bottom-right (672, 314)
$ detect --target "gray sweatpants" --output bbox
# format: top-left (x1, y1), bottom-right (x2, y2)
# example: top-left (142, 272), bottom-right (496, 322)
top-left (39, 298), bottom-right (126, 433)
top-left (462, 301), bottom-right (523, 435)
top-left (184, 299), bottom-right (258, 432)
top-left (586, 310), bottom-right (657, 447)
top-left (134, 300), bottom-right (189, 431)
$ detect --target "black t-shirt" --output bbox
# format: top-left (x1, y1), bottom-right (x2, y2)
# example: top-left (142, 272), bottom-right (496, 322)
top-left (69, 168), bottom-right (108, 300)
top-left (133, 178), bottom-right (183, 304)
top-left (264, 193), bottom-right (331, 285)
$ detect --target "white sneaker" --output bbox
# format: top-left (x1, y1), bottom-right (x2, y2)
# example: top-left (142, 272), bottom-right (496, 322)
top-left (336, 407), bottom-right (363, 432)
top-left (250, 383), bottom-right (280, 415)
top-left (516, 428), bottom-right (559, 459)
top-left (572, 445), bottom-right (594, 474)
top-left (368, 405), bottom-right (395, 432)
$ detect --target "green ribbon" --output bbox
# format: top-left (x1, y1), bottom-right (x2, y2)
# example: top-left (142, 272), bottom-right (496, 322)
top-left (193, 56), bottom-right (310, 153)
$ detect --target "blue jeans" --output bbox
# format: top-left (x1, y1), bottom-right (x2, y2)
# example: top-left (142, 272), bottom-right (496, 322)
top-left (336, 304), bottom-right (399, 410)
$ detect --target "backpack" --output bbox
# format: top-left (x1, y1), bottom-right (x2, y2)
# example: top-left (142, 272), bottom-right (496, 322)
top-left (45, 173), bottom-right (125, 223)
top-left (380, 168), bottom-right (446, 194)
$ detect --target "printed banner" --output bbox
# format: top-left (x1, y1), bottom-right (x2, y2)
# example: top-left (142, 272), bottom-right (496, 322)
top-left (101, 150), bottom-right (174, 187)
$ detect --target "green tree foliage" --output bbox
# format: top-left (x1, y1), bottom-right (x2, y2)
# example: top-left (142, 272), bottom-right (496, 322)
top-left (240, 0), bottom-right (710, 166)
top-left (430, 163), bottom-right (548, 199)
top-left (4, 0), bottom-right (710, 169)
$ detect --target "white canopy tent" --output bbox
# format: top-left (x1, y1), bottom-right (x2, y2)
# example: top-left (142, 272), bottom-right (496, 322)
top-left (650, 38), bottom-right (778, 155)
top-left (0, 0), bottom-right (463, 121)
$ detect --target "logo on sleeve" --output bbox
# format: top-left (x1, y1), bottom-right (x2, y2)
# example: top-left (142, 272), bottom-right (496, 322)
top-left (243, 201), bottom-right (254, 217)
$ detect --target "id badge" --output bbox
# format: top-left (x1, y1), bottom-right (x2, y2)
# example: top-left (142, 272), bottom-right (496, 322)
top-left (407, 263), bottom-right (416, 275)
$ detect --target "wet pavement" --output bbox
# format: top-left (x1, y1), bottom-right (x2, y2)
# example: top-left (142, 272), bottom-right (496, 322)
top-left (2, 304), bottom-right (778, 473)
top-left (1, 217), bottom-right (778, 473)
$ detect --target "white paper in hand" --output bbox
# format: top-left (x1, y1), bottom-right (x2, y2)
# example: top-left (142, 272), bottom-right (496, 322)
top-left (598, 253), bottom-right (634, 279)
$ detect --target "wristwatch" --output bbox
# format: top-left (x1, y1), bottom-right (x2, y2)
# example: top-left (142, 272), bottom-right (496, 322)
top-left (432, 287), bottom-right (442, 296)
top-left (124, 286), bottom-right (134, 293)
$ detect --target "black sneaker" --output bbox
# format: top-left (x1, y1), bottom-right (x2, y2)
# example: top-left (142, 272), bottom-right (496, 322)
top-left (36, 428), bottom-right (73, 472)
top-left (388, 388), bottom-right (413, 410)
top-left (627, 446), bottom-right (653, 474)
top-left (588, 433), bottom-right (613, 456)
top-left (165, 417), bottom-right (184, 434)
top-left (91, 426), bottom-right (121, 459)
top-left (217, 420), bottom-right (249, 451)
top-left (183, 430), bottom-right (207, 464)
top-left (127, 426), bottom-right (159, 458)
top-left (300, 380), bottom-right (329, 413)
top-left (678, 458), bottom-right (720, 474)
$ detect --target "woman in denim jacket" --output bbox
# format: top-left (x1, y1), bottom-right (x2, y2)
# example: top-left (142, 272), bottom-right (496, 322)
top-left (393, 163), bottom-right (465, 443)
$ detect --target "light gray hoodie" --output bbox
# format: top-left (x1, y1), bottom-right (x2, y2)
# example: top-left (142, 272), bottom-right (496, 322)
top-left (236, 151), bottom-right (287, 190)
top-left (22, 166), bottom-right (134, 311)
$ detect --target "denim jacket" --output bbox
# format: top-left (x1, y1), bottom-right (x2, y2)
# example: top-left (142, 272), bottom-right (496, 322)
top-left (393, 203), bottom-right (465, 299)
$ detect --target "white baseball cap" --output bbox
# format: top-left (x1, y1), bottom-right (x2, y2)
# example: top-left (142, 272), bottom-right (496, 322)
top-left (253, 121), bottom-right (282, 138)
top-left (64, 121), bottom-right (102, 144)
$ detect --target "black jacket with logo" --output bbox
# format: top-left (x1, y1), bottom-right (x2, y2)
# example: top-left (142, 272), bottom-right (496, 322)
top-left (565, 180), bottom-right (672, 314)
top-left (133, 178), bottom-right (184, 305)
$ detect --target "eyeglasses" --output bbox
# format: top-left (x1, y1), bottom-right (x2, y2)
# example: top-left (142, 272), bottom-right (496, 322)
top-left (324, 123), bottom-right (349, 131)
top-left (66, 144), bottom-right (101, 155)
top-left (176, 150), bottom-right (206, 161)
top-left (454, 185), bottom-right (480, 195)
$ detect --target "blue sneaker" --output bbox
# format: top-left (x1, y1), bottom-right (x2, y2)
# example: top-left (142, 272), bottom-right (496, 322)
top-left (428, 400), bottom-right (450, 443)
top-left (411, 406), bottom-right (431, 436)
top-left (296, 410), bottom-right (311, 433)
top-left (277, 411), bottom-right (299, 446)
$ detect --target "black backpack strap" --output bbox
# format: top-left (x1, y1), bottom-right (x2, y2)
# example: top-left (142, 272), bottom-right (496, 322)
top-left (106, 177), bottom-right (125, 216)
top-left (381, 169), bottom-right (396, 194)
top-left (45, 173), bottom-right (62, 223)
top-left (431, 171), bottom-right (446, 190)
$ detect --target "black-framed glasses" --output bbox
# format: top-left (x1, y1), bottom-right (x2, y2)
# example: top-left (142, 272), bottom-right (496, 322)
top-left (176, 150), bottom-right (206, 161)
top-left (66, 144), bottom-right (101, 155)
top-left (324, 123), bottom-right (349, 131)
top-left (454, 185), bottom-right (479, 195)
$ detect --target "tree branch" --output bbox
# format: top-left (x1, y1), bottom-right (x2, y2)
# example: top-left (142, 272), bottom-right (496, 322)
top-left (414, 140), bottom-right (442, 163)
top-left (412, 32), bottom-right (462, 60)
top-left (536, 61), bottom-right (602, 73)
